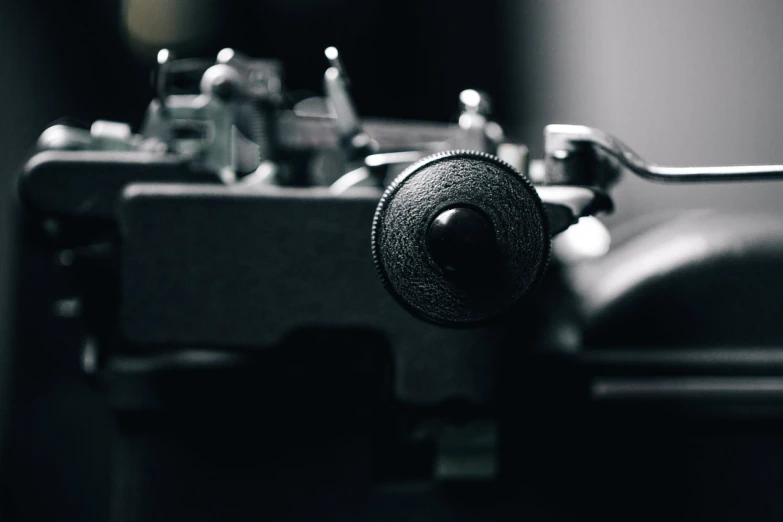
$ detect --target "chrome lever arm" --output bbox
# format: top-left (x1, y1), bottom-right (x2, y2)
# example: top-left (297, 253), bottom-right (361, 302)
top-left (544, 124), bottom-right (783, 186)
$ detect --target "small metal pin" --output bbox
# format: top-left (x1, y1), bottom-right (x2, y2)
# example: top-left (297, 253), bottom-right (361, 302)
top-left (216, 48), bottom-right (235, 64)
top-left (155, 48), bottom-right (174, 111)
top-left (324, 46), bottom-right (348, 85)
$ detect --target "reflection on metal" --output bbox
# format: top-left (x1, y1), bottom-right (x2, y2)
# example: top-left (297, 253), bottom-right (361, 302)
top-left (458, 89), bottom-right (491, 115)
top-left (239, 161), bottom-right (278, 187)
top-left (330, 166), bottom-right (373, 194)
top-left (593, 377), bottom-right (783, 399)
top-left (537, 186), bottom-right (613, 234)
top-left (364, 151), bottom-right (428, 168)
top-left (553, 216), bottom-right (611, 262)
top-left (37, 125), bottom-right (92, 151)
top-left (324, 46), bottom-right (349, 84)
top-left (155, 48), bottom-right (172, 109)
top-left (324, 69), bottom-right (362, 140)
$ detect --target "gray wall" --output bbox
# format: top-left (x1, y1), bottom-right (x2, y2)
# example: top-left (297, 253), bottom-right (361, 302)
top-left (507, 0), bottom-right (783, 226)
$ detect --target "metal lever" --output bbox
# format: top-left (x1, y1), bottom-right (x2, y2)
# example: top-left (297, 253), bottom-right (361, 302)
top-left (545, 124), bottom-right (783, 186)
top-left (323, 47), bottom-right (376, 158)
top-left (456, 89), bottom-right (496, 153)
top-left (324, 46), bottom-right (350, 87)
top-left (155, 49), bottom-right (173, 111)
top-left (324, 47), bottom-right (384, 193)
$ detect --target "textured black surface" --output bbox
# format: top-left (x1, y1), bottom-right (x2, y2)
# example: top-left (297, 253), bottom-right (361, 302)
top-left (372, 151), bottom-right (550, 325)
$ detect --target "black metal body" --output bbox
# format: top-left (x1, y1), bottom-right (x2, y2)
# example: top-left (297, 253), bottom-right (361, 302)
top-left (10, 105), bottom-right (783, 521)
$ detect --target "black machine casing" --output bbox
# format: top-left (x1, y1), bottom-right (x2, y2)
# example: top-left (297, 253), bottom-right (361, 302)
top-left (9, 47), bottom-right (783, 521)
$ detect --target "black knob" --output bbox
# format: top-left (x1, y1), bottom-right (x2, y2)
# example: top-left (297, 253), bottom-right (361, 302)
top-left (426, 206), bottom-right (497, 277)
top-left (372, 150), bottom-right (550, 326)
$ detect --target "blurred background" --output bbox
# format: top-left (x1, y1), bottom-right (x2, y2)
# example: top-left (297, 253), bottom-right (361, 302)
top-left (2, 0), bottom-right (783, 520)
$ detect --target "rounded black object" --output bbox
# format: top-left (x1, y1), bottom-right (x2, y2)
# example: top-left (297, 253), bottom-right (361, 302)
top-left (427, 206), bottom-right (497, 276)
top-left (372, 150), bottom-right (550, 325)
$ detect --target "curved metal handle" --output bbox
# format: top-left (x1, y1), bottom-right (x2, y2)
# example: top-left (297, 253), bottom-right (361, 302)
top-left (545, 124), bottom-right (783, 184)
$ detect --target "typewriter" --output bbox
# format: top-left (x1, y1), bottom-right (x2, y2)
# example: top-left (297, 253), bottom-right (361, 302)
top-left (9, 47), bottom-right (783, 521)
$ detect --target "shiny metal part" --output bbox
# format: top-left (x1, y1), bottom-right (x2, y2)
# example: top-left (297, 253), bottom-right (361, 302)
top-left (331, 151), bottom-right (430, 193)
top-left (536, 185), bottom-right (613, 234)
top-left (91, 121), bottom-right (132, 142)
top-left (139, 48), bottom-right (288, 181)
top-left (458, 88), bottom-right (491, 115)
top-left (38, 125), bottom-right (93, 150)
top-left (323, 47), bottom-right (360, 138)
top-left (238, 160), bottom-right (278, 187)
top-left (545, 124), bottom-right (783, 185)
top-left (456, 89), bottom-right (497, 153)
top-left (38, 122), bottom-right (139, 151)
top-left (141, 93), bottom-right (238, 183)
top-left (155, 48), bottom-right (173, 110)
top-left (537, 185), bottom-right (613, 217)
top-left (324, 46), bottom-right (349, 86)
top-left (200, 63), bottom-right (244, 99)
top-left (364, 150), bottom-right (429, 168)
top-left (215, 48), bottom-right (283, 100)
top-left (330, 166), bottom-right (375, 194)
top-left (324, 67), bottom-right (362, 139)
top-left (90, 121), bottom-right (138, 150)
top-left (323, 47), bottom-right (377, 162)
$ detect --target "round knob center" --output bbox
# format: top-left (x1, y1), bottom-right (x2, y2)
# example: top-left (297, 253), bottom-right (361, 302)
top-left (426, 207), bottom-right (496, 277)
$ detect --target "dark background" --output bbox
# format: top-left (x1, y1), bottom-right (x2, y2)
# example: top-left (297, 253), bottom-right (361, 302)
top-left (3, 1), bottom-right (783, 520)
